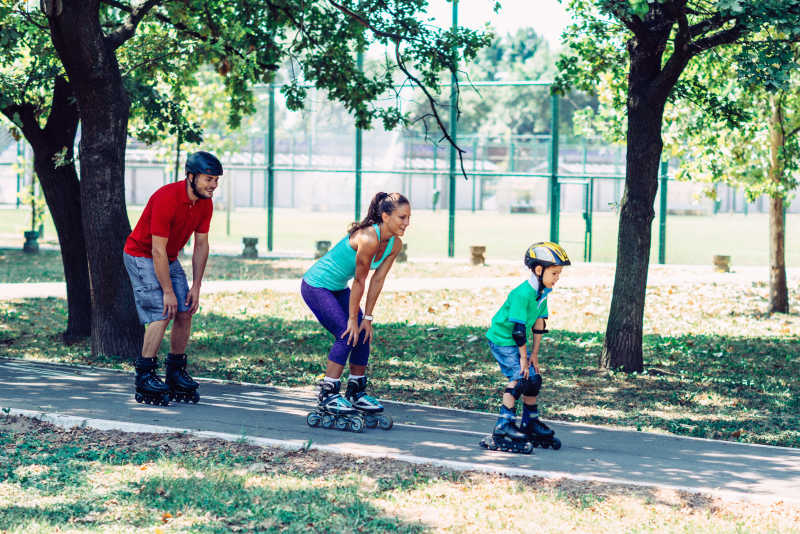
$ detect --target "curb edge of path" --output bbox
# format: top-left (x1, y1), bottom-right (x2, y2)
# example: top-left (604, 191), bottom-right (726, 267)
top-left (5, 407), bottom-right (785, 506)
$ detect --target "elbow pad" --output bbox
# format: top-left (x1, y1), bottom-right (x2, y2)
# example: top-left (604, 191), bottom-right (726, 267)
top-left (511, 322), bottom-right (527, 347)
top-left (532, 318), bottom-right (548, 335)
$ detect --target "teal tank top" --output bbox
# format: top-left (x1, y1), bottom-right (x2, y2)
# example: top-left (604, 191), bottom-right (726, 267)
top-left (303, 224), bottom-right (396, 290)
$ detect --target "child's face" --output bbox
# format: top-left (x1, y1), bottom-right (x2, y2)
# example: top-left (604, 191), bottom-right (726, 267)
top-left (537, 265), bottom-right (563, 288)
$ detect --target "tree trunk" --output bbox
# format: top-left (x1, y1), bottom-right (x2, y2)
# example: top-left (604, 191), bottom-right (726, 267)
top-left (600, 35), bottom-right (670, 373)
top-left (49, 1), bottom-right (143, 360)
top-left (767, 94), bottom-right (788, 314)
top-left (3, 77), bottom-right (92, 342)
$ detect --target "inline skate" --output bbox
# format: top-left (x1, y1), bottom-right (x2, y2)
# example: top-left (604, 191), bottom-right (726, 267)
top-left (306, 380), bottom-right (365, 433)
top-left (479, 419), bottom-right (533, 454)
top-left (134, 357), bottom-right (170, 406)
top-left (165, 353), bottom-right (200, 403)
top-left (520, 417), bottom-right (561, 450)
top-left (345, 376), bottom-right (393, 430)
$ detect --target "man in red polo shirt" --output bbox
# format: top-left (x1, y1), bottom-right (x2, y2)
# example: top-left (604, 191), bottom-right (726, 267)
top-left (123, 151), bottom-right (222, 406)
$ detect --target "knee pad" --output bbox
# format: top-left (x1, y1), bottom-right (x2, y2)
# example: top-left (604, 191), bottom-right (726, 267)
top-left (505, 386), bottom-right (522, 401)
top-left (519, 374), bottom-right (542, 397)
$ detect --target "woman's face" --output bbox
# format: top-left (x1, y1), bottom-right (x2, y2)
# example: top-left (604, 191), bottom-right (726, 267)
top-left (382, 203), bottom-right (411, 237)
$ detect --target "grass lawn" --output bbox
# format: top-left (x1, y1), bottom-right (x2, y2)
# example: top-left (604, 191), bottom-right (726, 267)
top-left (2, 415), bottom-right (799, 534)
top-left (2, 206), bottom-right (799, 265)
top-left (2, 260), bottom-right (799, 447)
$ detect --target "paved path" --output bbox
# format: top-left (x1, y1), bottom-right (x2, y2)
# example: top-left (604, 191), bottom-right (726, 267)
top-left (2, 357), bottom-right (799, 504)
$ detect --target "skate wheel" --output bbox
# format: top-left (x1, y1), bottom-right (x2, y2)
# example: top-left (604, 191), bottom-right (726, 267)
top-left (160, 393), bottom-right (170, 406)
top-left (348, 416), bottom-right (365, 433)
top-left (169, 391), bottom-right (176, 401)
top-left (523, 442), bottom-right (534, 454)
top-left (334, 416), bottom-right (349, 431)
top-left (135, 393), bottom-right (143, 404)
top-left (321, 414), bottom-right (334, 429)
top-left (191, 392), bottom-right (199, 404)
top-left (307, 412), bottom-right (322, 427)
top-left (365, 415), bottom-right (378, 429)
top-left (551, 438), bottom-right (562, 450)
top-left (377, 415), bottom-right (393, 430)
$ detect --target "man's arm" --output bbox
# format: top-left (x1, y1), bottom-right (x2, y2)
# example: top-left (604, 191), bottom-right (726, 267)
top-left (152, 236), bottom-right (177, 319)
top-left (186, 232), bottom-right (209, 314)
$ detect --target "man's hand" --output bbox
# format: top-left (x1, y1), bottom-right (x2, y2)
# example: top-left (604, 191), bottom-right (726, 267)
top-left (185, 285), bottom-right (201, 315)
top-left (520, 355), bottom-right (530, 379)
top-left (163, 291), bottom-right (178, 319)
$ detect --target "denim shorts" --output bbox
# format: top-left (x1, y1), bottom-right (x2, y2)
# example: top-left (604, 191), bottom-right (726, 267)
top-left (488, 340), bottom-right (532, 381)
top-left (123, 252), bottom-right (190, 325)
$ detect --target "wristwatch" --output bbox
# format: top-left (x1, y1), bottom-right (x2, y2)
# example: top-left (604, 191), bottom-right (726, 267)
top-left (363, 315), bottom-right (374, 321)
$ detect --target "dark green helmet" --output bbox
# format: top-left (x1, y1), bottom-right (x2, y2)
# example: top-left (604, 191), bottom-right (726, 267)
top-left (185, 151), bottom-right (223, 177)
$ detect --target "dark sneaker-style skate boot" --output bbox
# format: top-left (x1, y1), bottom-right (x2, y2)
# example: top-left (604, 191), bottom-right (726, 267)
top-left (480, 419), bottom-right (533, 454)
top-left (306, 380), bottom-right (364, 433)
top-left (165, 353), bottom-right (200, 404)
top-left (134, 357), bottom-right (170, 406)
top-left (520, 417), bottom-right (561, 450)
top-left (345, 376), bottom-right (393, 430)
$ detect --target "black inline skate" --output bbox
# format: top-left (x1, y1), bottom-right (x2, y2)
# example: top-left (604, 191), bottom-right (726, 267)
top-left (520, 417), bottom-right (561, 450)
top-left (306, 380), bottom-right (365, 433)
top-left (134, 357), bottom-right (170, 406)
top-left (345, 376), bottom-right (393, 430)
top-left (480, 419), bottom-right (533, 454)
top-left (165, 353), bottom-right (200, 404)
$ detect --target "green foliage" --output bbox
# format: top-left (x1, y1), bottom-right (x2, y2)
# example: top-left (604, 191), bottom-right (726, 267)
top-left (1, 0), bottom-right (494, 155)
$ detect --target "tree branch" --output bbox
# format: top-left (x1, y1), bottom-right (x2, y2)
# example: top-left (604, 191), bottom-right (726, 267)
top-left (106, 0), bottom-right (163, 50)
top-left (1, 101), bottom-right (44, 147)
top-left (393, 42), bottom-right (468, 178)
top-left (100, 0), bottom-right (279, 71)
top-left (690, 23), bottom-right (746, 54)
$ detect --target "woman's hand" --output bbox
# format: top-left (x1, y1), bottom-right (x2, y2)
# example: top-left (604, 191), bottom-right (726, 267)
top-left (359, 318), bottom-right (374, 345)
top-left (342, 317), bottom-right (361, 346)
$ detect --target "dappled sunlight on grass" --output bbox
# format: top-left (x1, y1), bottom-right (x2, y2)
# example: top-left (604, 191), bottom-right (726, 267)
top-left (2, 265), bottom-right (799, 446)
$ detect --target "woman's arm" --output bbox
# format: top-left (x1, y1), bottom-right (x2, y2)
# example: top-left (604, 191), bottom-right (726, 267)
top-left (342, 229), bottom-right (378, 345)
top-left (359, 238), bottom-right (402, 343)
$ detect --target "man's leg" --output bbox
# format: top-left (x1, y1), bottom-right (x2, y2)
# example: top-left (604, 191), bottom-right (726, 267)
top-left (142, 319), bottom-right (170, 357)
top-left (170, 311), bottom-right (192, 354)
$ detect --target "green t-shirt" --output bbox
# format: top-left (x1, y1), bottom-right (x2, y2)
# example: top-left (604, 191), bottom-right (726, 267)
top-left (486, 280), bottom-right (550, 347)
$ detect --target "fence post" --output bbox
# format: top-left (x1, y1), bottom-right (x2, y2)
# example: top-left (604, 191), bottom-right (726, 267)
top-left (355, 49), bottom-right (364, 222)
top-left (447, 0), bottom-right (458, 258)
top-left (658, 160), bottom-right (668, 264)
top-left (549, 92), bottom-right (560, 243)
top-left (267, 83), bottom-right (275, 251)
top-left (16, 141), bottom-right (23, 208)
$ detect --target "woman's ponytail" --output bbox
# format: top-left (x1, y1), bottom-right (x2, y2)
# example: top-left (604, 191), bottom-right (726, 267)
top-left (348, 191), bottom-right (409, 235)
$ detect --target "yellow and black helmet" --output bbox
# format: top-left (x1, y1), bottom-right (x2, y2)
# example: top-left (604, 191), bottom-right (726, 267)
top-left (524, 241), bottom-right (571, 270)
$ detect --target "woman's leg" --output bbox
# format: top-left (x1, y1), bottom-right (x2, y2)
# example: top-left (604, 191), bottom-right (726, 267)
top-left (301, 281), bottom-right (353, 379)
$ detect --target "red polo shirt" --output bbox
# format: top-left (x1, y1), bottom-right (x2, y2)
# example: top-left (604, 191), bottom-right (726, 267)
top-left (124, 180), bottom-right (213, 261)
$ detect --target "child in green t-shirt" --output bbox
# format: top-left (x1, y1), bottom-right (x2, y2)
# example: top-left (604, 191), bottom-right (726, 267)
top-left (480, 241), bottom-right (570, 454)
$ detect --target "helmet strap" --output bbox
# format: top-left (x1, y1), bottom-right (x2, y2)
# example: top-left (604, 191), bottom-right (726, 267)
top-left (531, 265), bottom-right (545, 301)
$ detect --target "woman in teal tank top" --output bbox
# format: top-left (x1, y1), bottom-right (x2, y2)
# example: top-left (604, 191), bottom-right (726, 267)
top-left (301, 192), bottom-right (410, 429)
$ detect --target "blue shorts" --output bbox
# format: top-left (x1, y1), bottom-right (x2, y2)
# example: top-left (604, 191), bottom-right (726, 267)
top-left (488, 340), bottom-right (532, 382)
top-left (123, 252), bottom-right (190, 325)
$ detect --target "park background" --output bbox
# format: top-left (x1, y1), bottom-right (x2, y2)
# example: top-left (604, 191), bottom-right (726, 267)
top-left (1, 1), bottom-right (800, 533)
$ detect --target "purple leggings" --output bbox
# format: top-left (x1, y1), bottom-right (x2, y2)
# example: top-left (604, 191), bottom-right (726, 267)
top-left (301, 280), bottom-right (369, 366)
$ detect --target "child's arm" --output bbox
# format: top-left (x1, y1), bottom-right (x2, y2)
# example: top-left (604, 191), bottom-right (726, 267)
top-left (529, 317), bottom-right (546, 374)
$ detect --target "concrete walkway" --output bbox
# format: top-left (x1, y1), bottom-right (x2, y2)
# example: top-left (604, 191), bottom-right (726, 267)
top-left (2, 357), bottom-right (799, 504)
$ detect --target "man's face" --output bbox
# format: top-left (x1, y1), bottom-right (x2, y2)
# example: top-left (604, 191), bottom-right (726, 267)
top-left (192, 173), bottom-right (220, 199)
